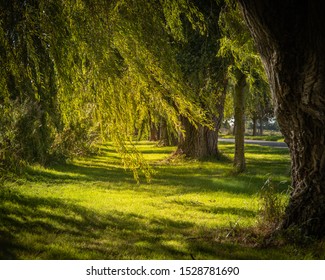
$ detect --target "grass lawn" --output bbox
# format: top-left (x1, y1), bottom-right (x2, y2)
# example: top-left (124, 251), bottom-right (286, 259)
top-left (1, 142), bottom-right (324, 259)
top-left (220, 134), bottom-right (285, 142)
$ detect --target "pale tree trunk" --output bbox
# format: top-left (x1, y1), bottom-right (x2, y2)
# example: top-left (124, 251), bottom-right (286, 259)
top-left (233, 71), bottom-right (246, 173)
top-left (252, 115), bottom-right (257, 136)
top-left (259, 117), bottom-right (263, 136)
top-left (238, 0), bottom-right (325, 238)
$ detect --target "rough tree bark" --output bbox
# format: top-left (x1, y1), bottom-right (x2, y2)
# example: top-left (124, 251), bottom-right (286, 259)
top-left (238, 0), bottom-right (325, 238)
top-left (177, 90), bottom-right (227, 158)
top-left (177, 116), bottom-right (219, 158)
top-left (233, 70), bottom-right (246, 173)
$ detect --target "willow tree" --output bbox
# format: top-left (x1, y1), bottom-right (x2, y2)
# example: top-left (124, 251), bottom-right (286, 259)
top-left (246, 82), bottom-right (273, 136)
top-left (237, 0), bottom-right (325, 238)
top-left (218, 2), bottom-right (267, 172)
top-left (0, 0), bottom-right (123, 170)
top-left (0, 0), bottom-right (74, 168)
top-left (78, 0), bottom-right (212, 179)
top-left (108, 0), bottom-right (213, 154)
top-left (174, 0), bottom-right (228, 159)
top-left (0, 0), bottom-right (130, 172)
top-left (1, 0), bottom-right (212, 181)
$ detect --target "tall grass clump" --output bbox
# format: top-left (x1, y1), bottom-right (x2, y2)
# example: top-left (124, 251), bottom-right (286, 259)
top-left (257, 177), bottom-right (288, 235)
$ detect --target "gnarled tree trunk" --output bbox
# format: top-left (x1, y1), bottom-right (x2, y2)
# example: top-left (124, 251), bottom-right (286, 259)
top-left (238, 0), bottom-right (325, 238)
top-left (177, 116), bottom-right (220, 158)
top-left (177, 89), bottom-right (227, 158)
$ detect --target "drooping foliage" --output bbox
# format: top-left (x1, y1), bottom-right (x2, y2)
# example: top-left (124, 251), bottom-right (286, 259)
top-left (217, 1), bottom-right (271, 172)
top-left (218, 1), bottom-right (266, 86)
top-left (1, 0), bottom-right (71, 170)
top-left (0, 0), bottom-right (211, 180)
top-left (174, 0), bottom-right (228, 158)
top-left (218, 1), bottom-right (272, 121)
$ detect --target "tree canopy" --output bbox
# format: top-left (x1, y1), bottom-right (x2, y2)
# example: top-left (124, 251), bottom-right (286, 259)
top-left (0, 0), bottom-right (211, 180)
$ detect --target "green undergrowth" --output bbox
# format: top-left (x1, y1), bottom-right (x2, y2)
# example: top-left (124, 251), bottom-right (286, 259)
top-left (1, 142), bottom-right (324, 259)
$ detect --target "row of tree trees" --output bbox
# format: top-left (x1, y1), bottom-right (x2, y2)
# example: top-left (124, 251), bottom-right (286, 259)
top-left (1, 0), bottom-right (267, 174)
top-left (1, 0), bottom-right (324, 238)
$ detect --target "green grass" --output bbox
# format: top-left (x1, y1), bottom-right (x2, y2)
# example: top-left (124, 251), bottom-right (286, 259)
top-left (244, 135), bottom-right (284, 142)
top-left (1, 142), bottom-right (324, 259)
top-left (221, 134), bottom-right (284, 142)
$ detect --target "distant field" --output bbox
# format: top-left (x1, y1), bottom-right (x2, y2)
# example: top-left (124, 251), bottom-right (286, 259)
top-left (1, 142), bottom-right (323, 259)
top-left (220, 134), bottom-right (284, 142)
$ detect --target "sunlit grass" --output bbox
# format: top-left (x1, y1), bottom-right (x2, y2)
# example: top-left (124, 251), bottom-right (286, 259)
top-left (1, 142), bottom-right (323, 259)
top-left (220, 132), bottom-right (284, 142)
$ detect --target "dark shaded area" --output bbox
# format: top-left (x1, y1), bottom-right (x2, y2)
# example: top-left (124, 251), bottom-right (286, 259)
top-left (238, 0), bottom-right (325, 238)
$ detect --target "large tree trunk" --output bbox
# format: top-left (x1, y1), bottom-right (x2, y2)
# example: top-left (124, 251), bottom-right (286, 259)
top-left (177, 117), bottom-right (219, 158)
top-left (238, 0), bottom-right (325, 238)
top-left (233, 71), bottom-right (246, 173)
top-left (177, 89), bottom-right (227, 158)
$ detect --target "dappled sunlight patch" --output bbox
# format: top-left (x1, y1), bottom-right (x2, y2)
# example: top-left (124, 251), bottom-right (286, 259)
top-left (161, 240), bottom-right (188, 254)
top-left (25, 164), bottom-right (88, 182)
top-left (4, 141), bottom-right (317, 260)
top-left (134, 240), bottom-right (153, 249)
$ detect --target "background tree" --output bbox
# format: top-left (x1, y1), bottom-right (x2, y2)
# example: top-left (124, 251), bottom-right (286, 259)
top-left (246, 78), bottom-right (273, 136)
top-left (232, 69), bottom-right (247, 172)
top-left (218, 1), bottom-right (268, 172)
top-left (238, 0), bottom-right (325, 238)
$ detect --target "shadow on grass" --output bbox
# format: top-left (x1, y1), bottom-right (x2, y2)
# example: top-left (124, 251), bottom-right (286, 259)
top-left (19, 143), bottom-right (290, 199)
top-left (1, 142), bottom-right (321, 260)
top-left (0, 187), bottom-right (310, 260)
top-left (24, 161), bottom-right (134, 184)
